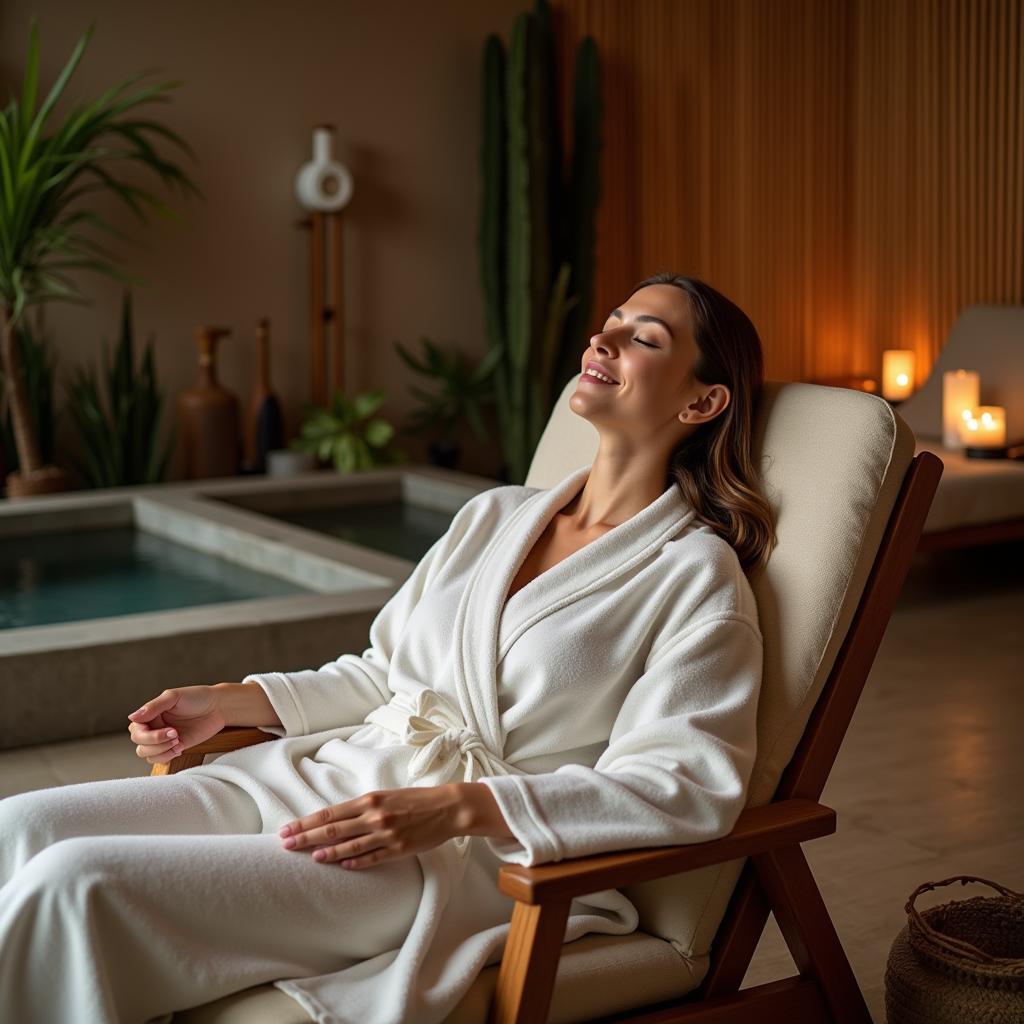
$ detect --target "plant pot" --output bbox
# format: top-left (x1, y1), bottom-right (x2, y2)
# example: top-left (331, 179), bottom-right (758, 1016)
top-left (4, 464), bottom-right (76, 499)
top-left (266, 449), bottom-right (317, 478)
top-left (427, 438), bottom-right (461, 469)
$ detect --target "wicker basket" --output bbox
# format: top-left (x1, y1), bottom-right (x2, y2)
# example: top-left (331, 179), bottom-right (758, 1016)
top-left (885, 874), bottom-right (1024, 1023)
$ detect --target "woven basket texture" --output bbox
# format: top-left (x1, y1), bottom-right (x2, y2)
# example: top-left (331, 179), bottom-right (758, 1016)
top-left (885, 876), bottom-right (1024, 1023)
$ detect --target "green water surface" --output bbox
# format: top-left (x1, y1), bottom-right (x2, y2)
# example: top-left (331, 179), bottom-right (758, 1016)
top-left (0, 528), bottom-right (307, 631)
top-left (270, 500), bottom-right (455, 562)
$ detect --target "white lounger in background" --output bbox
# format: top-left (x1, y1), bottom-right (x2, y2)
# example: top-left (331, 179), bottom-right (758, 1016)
top-left (896, 305), bottom-right (1024, 550)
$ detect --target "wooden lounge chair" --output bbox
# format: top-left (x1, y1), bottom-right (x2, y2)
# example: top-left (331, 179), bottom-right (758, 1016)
top-left (157, 378), bottom-right (942, 1024)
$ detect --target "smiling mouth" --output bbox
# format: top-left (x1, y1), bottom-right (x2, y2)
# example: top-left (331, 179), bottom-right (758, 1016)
top-left (580, 369), bottom-right (619, 386)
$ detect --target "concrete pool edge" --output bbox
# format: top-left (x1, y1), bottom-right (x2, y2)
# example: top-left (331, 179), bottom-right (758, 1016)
top-left (0, 465), bottom-right (501, 749)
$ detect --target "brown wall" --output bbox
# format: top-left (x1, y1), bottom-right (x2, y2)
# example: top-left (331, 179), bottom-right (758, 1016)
top-left (0, 0), bottom-right (526, 479)
top-left (5, 1), bottom-right (1020, 483)
top-left (553, 0), bottom-right (1024, 389)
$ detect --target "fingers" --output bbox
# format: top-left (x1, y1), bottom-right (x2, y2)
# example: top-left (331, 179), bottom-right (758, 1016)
top-left (129, 722), bottom-right (179, 746)
top-left (127, 690), bottom-right (177, 725)
top-left (134, 734), bottom-right (184, 764)
top-left (278, 794), bottom-right (374, 839)
top-left (278, 795), bottom-right (390, 869)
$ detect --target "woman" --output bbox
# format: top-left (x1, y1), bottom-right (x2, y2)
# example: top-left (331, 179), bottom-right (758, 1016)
top-left (0, 272), bottom-right (775, 1024)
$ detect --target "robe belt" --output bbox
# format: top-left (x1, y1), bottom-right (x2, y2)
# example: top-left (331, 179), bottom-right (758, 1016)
top-left (363, 688), bottom-right (519, 857)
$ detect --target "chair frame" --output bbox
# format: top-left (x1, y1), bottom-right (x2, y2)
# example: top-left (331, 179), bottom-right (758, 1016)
top-left (153, 450), bottom-right (944, 1024)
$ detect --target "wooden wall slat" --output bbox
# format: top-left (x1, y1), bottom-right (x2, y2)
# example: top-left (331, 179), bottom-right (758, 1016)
top-left (553, 0), bottom-right (1024, 384)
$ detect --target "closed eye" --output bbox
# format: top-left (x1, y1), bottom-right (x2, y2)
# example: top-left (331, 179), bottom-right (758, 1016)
top-left (634, 338), bottom-right (657, 348)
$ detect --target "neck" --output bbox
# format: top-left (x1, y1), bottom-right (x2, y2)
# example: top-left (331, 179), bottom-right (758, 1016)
top-left (560, 450), bottom-right (673, 530)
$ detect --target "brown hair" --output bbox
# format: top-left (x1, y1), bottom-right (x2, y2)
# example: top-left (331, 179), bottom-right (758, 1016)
top-left (629, 271), bottom-right (777, 578)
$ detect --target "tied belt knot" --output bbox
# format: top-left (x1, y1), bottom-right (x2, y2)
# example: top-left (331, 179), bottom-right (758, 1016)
top-left (363, 688), bottom-right (519, 857)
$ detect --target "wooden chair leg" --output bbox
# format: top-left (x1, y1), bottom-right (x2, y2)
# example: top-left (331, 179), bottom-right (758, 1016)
top-left (150, 753), bottom-right (207, 776)
top-left (489, 899), bottom-right (570, 1024)
top-left (752, 844), bottom-right (871, 1024)
top-left (698, 860), bottom-right (772, 998)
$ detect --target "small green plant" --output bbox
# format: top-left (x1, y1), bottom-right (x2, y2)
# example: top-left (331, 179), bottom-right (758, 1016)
top-left (393, 335), bottom-right (502, 443)
top-left (0, 317), bottom-right (57, 471)
top-left (64, 288), bottom-right (173, 487)
top-left (291, 389), bottom-right (406, 473)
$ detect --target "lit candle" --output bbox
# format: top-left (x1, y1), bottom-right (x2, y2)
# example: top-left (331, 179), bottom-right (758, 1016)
top-left (958, 406), bottom-right (1006, 450)
top-left (882, 350), bottom-right (915, 401)
top-left (942, 369), bottom-right (980, 447)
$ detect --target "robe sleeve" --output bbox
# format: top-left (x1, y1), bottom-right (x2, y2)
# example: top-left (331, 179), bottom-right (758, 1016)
top-left (241, 489), bottom-right (491, 738)
top-left (477, 612), bottom-right (763, 867)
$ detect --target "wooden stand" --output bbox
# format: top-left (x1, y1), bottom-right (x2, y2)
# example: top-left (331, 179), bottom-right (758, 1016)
top-left (299, 210), bottom-right (345, 407)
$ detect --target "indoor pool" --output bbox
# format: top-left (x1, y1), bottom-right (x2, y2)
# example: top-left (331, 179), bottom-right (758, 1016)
top-left (0, 526), bottom-right (307, 630)
top-left (270, 501), bottom-right (455, 561)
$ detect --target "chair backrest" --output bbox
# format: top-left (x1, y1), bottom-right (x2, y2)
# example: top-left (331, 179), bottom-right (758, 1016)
top-left (524, 377), bottom-right (916, 960)
top-left (897, 304), bottom-right (1024, 442)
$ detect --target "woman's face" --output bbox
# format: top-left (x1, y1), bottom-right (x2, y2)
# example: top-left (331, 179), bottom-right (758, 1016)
top-left (570, 284), bottom-right (729, 441)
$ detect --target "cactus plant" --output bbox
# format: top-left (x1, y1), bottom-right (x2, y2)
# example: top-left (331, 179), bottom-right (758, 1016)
top-left (479, 0), bottom-right (601, 484)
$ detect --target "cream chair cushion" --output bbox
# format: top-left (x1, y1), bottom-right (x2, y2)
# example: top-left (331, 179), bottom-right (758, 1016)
top-left (173, 377), bottom-right (916, 1022)
top-left (174, 933), bottom-right (707, 1023)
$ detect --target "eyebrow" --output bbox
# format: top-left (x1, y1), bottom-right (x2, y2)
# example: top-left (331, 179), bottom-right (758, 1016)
top-left (608, 309), bottom-right (674, 339)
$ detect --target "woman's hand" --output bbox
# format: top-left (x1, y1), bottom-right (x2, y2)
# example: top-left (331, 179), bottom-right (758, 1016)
top-left (127, 685), bottom-right (228, 765)
top-left (278, 785), bottom-right (465, 869)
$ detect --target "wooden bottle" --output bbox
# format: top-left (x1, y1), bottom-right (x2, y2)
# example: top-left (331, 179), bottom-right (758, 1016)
top-left (244, 318), bottom-right (284, 473)
top-left (179, 326), bottom-right (239, 478)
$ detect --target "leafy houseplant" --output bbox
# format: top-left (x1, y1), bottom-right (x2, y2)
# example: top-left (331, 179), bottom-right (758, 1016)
top-left (65, 288), bottom-right (173, 487)
top-left (392, 334), bottom-right (502, 469)
top-left (0, 19), bottom-right (202, 497)
top-left (480, 0), bottom-right (601, 484)
top-left (0, 315), bottom-right (57, 477)
top-left (291, 389), bottom-right (406, 474)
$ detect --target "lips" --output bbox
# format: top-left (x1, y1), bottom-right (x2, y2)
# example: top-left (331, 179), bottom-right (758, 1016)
top-left (582, 361), bottom-right (619, 384)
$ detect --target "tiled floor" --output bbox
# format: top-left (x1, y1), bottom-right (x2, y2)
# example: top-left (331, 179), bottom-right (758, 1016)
top-left (2, 539), bottom-right (1022, 1023)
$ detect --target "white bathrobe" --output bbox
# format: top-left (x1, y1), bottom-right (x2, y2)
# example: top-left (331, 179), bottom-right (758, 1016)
top-left (191, 462), bottom-right (764, 1023)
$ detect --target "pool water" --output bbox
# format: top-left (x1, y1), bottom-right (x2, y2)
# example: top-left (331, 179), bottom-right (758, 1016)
top-left (272, 501), bottom-right (455, 562)
top-left (0, 527), bottom-right (307, 630)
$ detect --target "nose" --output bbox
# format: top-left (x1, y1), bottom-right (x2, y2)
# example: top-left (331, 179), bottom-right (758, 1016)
top-left (589, 327), bottom-right (622, 353)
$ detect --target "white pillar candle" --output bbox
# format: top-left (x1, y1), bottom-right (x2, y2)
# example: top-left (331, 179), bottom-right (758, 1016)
top-left (958, 406), bottom-right (1006, 449)
top-left (882, 350), bottom-right (915, 400)
top-left (942, 369), bottom-right (980, 447)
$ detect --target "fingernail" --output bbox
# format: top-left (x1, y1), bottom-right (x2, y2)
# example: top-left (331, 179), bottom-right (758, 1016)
top-left (282, 837), bottom-right (296, 849)
top-left (130, 708), bottom-right (145, 717)
top-left (313, 850), bottom-right (327, 862)
top-left (166, 729), bottom-right (177, 739)
top-left (278, 826), bottom-right (291, 837)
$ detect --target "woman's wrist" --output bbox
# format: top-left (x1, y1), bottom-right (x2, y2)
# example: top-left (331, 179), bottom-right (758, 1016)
top-left (211, 681), bottom-right (283, 729)
top-left (448, 782), bottom-right (515, 839)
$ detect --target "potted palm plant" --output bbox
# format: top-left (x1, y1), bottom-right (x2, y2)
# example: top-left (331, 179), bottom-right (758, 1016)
top-left (0, 19), bottom-right (202, 497)
top-left (393, 334), bottom-right (501, 469)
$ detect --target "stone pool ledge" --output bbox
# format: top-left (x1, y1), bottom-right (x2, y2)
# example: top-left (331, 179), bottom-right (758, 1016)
top-left (0, 464), bottom-right (501, 750)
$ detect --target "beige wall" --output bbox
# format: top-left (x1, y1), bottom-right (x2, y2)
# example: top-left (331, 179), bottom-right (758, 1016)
top-left (0, 0), bottom-right (526, 479)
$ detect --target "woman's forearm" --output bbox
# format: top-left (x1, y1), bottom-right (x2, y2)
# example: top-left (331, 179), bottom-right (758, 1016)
top-left (450, 782), bottom-right (516, 840)
top-left (211, 681), bottom-right (283, 729)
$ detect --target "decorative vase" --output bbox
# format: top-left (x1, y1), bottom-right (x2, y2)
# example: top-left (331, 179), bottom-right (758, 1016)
top-left (266, 449), bottom-right (316, 478)
top-left (4, 464), bottom-right (76, 499)
top-left (294, 124), bottom-right (354, 213)
top-left (179, 326), bottom-right (240, 479)
top-left (244, 318), bottom-right (284, 473)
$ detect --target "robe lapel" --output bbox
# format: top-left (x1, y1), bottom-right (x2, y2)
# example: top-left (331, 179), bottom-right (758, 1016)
top-left (450, 464), bottom-right (697, 759)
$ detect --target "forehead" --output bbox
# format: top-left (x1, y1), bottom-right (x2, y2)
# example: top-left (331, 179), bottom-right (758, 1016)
top-left (612, 284), bottom-right (694, 337)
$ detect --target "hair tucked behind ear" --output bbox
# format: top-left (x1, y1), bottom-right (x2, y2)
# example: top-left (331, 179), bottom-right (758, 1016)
top-left (630, 271), bottom-right (778, 578)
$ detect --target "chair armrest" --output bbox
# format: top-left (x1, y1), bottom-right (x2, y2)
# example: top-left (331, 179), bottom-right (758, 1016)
top-left (150, 726), bottom-right (277, 776)
top-left (495, 798), bottom-right (835, 905)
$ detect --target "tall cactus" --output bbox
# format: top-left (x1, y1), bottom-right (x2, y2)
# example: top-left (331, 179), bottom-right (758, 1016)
top-left (478, 33), bottom-right (507, 455)
top-left (480, 0), bottom-right (600, 484)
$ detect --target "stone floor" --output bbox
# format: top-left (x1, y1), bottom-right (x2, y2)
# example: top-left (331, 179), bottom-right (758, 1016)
top-left (2, 538), bottom-right (1022, 1023)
